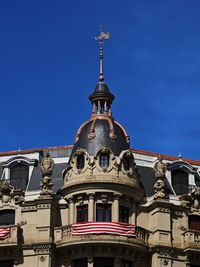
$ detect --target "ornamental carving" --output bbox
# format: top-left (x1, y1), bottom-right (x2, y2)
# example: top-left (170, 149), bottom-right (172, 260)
top-left (40, 153), bottom-right (54, 198)
top-left (0, 181), bottom-right (13, 203)
top-left (40, 152), bottom-right (54, 178)
top-left (153, 157), bottom-right (167, 199)
top-left (180, 186), bottom-right (200, 211)
top-left (191, 186), bottom-right (200, 209)
top-left (154, 156), bottom-right (166, 179)
top-left (0, 181), bottom-right (24, 205)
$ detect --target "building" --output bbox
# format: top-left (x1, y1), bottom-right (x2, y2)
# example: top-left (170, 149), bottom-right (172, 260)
top-left (0, 32), bottom-right (200, 267)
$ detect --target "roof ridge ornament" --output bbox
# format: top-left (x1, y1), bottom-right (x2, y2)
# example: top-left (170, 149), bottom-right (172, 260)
top-left (95, 25), bottom-right (111, 82)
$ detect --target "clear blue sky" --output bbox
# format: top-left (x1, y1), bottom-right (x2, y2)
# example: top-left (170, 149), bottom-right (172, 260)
top-left (0, 0), bottom-right (200, 160)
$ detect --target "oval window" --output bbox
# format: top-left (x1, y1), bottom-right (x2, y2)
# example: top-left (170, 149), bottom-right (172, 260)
top-left (100, 154), bottom-right (109, 168)
top-left (76, 155), bottom-right (85, 169)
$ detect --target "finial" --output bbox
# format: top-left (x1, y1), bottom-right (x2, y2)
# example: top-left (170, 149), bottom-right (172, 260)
top-left (95, 25), bottom-right (111, 82)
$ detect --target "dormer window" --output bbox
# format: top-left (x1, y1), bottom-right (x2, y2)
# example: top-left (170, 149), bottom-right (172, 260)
top-left (10, 163), bottom-right (29, 191)
top-left (100, 154), bottom-right (109, 169)
top-left (171, 169), bottom-right (189, 195)
top-left (76, 155), bottom-right (85, 170)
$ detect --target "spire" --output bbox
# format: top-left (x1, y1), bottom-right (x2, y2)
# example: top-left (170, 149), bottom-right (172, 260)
top-left (89, 27), bottom-right (114, 116)
top-left (95, 25), bottom-right (111, 82)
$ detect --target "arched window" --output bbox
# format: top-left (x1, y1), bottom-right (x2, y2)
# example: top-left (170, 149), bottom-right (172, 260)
top-left (123, 157), bottom-right (130, 171)
top-left (10, 163), bottom-right (29, 191)
top-left (100, 154), bottom-right (109, 169)
top-left (171, 169), bottom-right (188, 195)
top-left (76, 155), bottom-right (85, 170)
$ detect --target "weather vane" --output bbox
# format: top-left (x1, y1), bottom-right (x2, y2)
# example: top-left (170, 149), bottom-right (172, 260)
top-left (95, 25), bottom-right (111, 82)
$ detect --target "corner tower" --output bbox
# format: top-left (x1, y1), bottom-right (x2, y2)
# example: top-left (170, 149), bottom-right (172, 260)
top-left (62, 29), bottom-right (145, 215)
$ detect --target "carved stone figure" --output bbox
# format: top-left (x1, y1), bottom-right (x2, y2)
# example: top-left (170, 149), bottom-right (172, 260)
top-left (40, 152), bottom-right (54, 178)
top-left (191, 186), bottom-right (200, 209)
top-left (0, 181), bottom-right (13, 203)
top-left (153, 179), bottom-right (166, 199)
top-left (153, 157), bottom-right (166, 179)
top-left (40, 152), bottom-right (54, 197)
top-left (153, 157), bottom-right (167, 199)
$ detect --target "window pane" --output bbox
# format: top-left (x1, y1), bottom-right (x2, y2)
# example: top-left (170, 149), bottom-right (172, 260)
top-left (77, 205), bottom-right (88, 222)
top-left (121, 259), bottom-right (132, 267)
top-left (77, 155), bottom-right (84, 169)
top-left (189, 216), bottom-right (200, 231)
top-left (0, 261), bottom-right (13, 267)
top-left (119, 206), bottom-right (129, 223)
top-left (0, 210), bottom-right (15, 226)
top-left (96, 204), bottom-right (111, 222)
top-left (171, 170), bottom-right (188, 195)
top-left (73, 258), bottom-right (87, 267)
top-left (94, 257), bottom-right (114, 267)
top-left (10, 163), bottom-right (29, 191)
top-left (123, 157), bottom-right (130, 171)
top-left (100, 154), bottom-right (109, 168)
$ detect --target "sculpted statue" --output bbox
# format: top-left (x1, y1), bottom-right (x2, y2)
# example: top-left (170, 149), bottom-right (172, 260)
top-left (0, 181), bottom-right (13, 203)
top-left (154, 156), bottom-right (166, 179)
top-left (191, 186), bottom-right (200, 209)
top-left (153, 157), bottom-right (167, 199)
top-left (40, 152), bottom-right (54, 178)
top-left (40, 152), bottom-right (54, 197)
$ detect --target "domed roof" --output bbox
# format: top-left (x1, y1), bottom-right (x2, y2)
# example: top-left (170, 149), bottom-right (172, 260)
top-left (71, 116), bottom-right (130, 157)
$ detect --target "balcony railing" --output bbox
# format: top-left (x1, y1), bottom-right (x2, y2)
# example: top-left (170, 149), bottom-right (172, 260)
top-left (0, 225), bottom-right (20, 247)
top-left (182, 230), bottom-right (200, 249)
top-left (54, 223), bottom-right (148, 246)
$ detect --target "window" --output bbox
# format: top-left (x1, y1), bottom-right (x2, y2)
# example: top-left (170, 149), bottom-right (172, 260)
top-left (0, 210), bottom-right (15, 226)
top-left (0, 260), bottom-right (13, 267)
top-left (189, 216), bottom-right (200, 231)
top-left (77, 205), bottom-right (88, 222)
top-left (100, 154), bottom-right (109, 168)
top-left (73, 258), bottom-right (87, 267)
top-left (121, 259), bottom-right (132, 267)
top-left (119, 206), bottom-right (129, 223)
top-left (10, 163), bottom-right (29, 191)
top-left (96, 204), bottom-right (111, 222)
top-left (94, 257), bottom-right (114, 267)
top-left (171, 169), bottom-right (188, 195)
top-left (123, 157), bottom-right (130, 171)
top-left (76, 155), bottom-right (85, 170)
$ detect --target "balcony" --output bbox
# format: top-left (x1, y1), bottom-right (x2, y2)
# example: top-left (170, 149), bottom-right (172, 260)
top-left (54, 223), bottom-right (149, 251)
top-left (182, 230), bottom-right (200, 251)
top-left (0, 225), bottom-right (21, 247)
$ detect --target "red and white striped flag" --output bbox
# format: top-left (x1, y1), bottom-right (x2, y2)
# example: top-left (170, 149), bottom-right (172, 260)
top-left (72, 222), bottom-right (135, 237)
top-left (0, 227), bottom-right (10, 240)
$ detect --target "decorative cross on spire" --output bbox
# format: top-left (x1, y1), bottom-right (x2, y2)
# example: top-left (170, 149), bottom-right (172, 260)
top-left (95, 25), bottom-right (111, 82)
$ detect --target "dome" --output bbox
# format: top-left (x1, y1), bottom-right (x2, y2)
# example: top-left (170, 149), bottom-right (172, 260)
top-left (71, 116), bottom-right (130, 157)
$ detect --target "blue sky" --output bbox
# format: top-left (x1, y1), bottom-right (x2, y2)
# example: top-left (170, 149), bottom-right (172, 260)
top-left (0, 0), bottom-right (200, 160)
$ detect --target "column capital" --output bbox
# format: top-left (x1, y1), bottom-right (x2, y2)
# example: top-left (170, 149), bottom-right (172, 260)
top-left (87, 193), bottom-right (95, 200)
top-left (113, 193), bottom-right (122, 200)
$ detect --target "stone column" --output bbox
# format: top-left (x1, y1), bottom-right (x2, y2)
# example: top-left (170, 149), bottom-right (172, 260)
top-left (130, 199), bottom-right (136, 224)
top-left (88, 193), bottom-right (95, 222)
top-left (68, 197), bottom-right (75, 224)
top-left (113, 194), bottom-right (120, 222)
top-left (87, 246), bottom-right (93, 267)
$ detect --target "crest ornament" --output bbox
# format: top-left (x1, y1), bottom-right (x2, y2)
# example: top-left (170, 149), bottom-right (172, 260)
top-left (40, 152), bottom-right (54, 198)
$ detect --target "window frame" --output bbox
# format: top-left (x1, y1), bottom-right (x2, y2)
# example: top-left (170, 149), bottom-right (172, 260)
top-left (76, 204), bottom-right (88, 223)
top-left (100, 154), bottom-right (109, 169)
top-left (9, 163), bottom-right (29, 191)
top-left (119, 206), bottom-right (129, 224)
top-left (76, 154), bottom-right (85, 170)
top-left (96, 203), bottom-right (111, 222)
